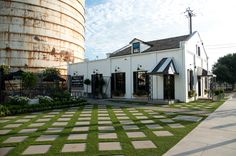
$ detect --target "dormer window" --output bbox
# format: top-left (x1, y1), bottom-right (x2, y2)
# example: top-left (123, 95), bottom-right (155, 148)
top-left (133, 42), bottom-right (140, 53)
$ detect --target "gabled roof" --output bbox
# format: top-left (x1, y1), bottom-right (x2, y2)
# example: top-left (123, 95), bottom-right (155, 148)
top-left (110, 34), bottom-right (190, 57)
top-left (149, 57), bottom-right (178, 75)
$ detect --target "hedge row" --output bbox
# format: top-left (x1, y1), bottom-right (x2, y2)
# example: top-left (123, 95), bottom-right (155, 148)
top-left (0, 99), bottom-right (87, 117)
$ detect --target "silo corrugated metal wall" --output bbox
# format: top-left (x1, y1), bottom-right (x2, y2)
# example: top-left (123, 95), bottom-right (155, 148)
top-left (0, 0), bottom-right (85, 74)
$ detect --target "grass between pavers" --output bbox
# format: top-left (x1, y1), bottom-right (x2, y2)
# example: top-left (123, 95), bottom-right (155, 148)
top-left (170, 99), bottom-right (226, 112)
top-left (0, 100), bottom-right (225, 156)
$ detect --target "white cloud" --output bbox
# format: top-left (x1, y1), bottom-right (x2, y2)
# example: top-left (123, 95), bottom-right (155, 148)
top-left (85, 0), bottom-right (236, 69)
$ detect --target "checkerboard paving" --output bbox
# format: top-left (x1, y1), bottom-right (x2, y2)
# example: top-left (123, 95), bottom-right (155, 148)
top-left (0, 105), bottom-right (194, 155)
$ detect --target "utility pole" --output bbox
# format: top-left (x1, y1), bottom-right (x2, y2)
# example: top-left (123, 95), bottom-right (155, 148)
top-left (185, 7), bottom-right (195, 34)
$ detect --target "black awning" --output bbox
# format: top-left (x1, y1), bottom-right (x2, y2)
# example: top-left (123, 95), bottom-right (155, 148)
top-left (197, 67), bottom-right (208, 76)
top-left (5, 70), bottom-right (25, 80)
top-left (43, 75), bottom-right (66, 82)
top-left (149, 57), bottom-right (178, 75)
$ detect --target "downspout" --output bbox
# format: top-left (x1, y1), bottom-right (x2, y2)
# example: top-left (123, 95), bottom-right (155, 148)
top-left (181, 41), bottom-right (187, 102)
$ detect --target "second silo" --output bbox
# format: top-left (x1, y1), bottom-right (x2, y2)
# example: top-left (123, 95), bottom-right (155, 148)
top-left (0, 0), bottom-right (85, 74)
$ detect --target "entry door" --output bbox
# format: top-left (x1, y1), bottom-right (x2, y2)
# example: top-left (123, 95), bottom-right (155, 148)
top-left (164, 75), bottom-right (175, 100)
top-left (91, 74), bottom-right (103, 97)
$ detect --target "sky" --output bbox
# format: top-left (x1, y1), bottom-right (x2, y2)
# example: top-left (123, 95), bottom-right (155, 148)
top-left (85, 0), bottom-right (236, 70)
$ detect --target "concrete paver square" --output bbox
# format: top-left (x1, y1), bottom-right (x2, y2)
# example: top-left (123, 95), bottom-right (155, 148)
top-left (173, 115), bottom-right (203, 122)
top-left (136, 116), bottom-right (148, 119)
top-left (3, 136), bottom-right (28, 143)
top-left (129, 110), bottom-right (139, 113)
top-left (57, 118), bottom-right (71, 121)
top-left (0, 129), bottom-right (11, 135)
top-left (0, 120), bottom-right (9, 123)
top-left (120, 120), bottom-right (135, 125)
top-left (62, 114), bottom-right (74, 117)
top-left (75, 121), bottom-right (90, 126)
top-left (99, 142), bottom-right (122, 151)
top-left (36, 135), bottom-right (58, 142)
top-left (78, 117), bottom-right (91, 121)
top-left (36, 118), bottom-right (51, 122)
top-left (165, 112), bottom-right (176, 115)
top-left (3, 116), bottom-right (17, 119)
top-left (115, 113), bottom-right (127, 116)
top-left (146, 124), bottom-right (163, 129)
top-left (126, 132), bottom-right (146, 138)
top-left (98, 120), bottom-right (112, 125)
top-left (28, 123), bottom-right (45, 127)
top-left (68, 134), bottom-right (88, 140)
top-left (132, 140), bottom-right (156, 149)
top-left (168, 123), bottom-right (185, 128)
top-left (140, 120), bottom-right (155, 124)
top-left (160, 119), bottom-right (174, 123)
top-left (98, 114), bottom-right (109, 117)
top-left (19, 128), bottom-right (37, 134)
top-left (61, 143), bottom-right (86, 152)
top-left (46, 127), bottom-right (64, 133)
top-left (99, 133), bottom-right (117, 139)
top-left (80, 114), bottom-right (91, 117)
top-left (143, 110), bottom-right (154, 113)
top-left (153, 115), bottom-right (165, 119)
top-left (15, 119), bottom-right (30, 123)
top-left (23, 145), bottom-right (51, 155)
top-left (132, 113), bottom-right (143, 116)
top-left (0, 147), bottom-right (14, 156)
top-left (98, 126), bottom-right (115, 131)
top-left (48, 112), bottom-right (60, 115)
top-left (44, 115), bottom-right (55, 118)
top-left (4, 124), bottom-right (22, 128)
top-left (52, 122), bottom-right (68, 126)
top-left (148, 112), bottom-right (160, 115)
top-left (117, 116), bottom-right (130, 120)
top-left (72, 126), bottom-right (89, 132)
top-left (123, 125), bottom-right (139, 130)
top-left (153, 131), bottom-right (173, 136)
top-left (98, 117), bottom-right (111, 120)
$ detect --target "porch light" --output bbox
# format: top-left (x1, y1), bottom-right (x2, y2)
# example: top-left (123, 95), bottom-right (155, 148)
top-left (137, 64), bottom-right (142, 70)
top-left (115, 66), bottom-right (120, 72)
top-left (93, 69), bottom-right (98, 74)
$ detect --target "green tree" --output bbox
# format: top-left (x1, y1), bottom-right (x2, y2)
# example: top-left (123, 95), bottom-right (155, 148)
top-left (22, 72), bottom-right (37, 97)
top-left (212, 53), bottom-right (236, 89)
top-left (0, 65), bottom-right (10, 75)
top-left (43, 68), bottom-right (60, 76)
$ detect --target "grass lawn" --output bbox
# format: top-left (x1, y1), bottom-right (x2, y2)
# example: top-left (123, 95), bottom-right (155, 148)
top-left (0, 99), bottom-right (225, 156)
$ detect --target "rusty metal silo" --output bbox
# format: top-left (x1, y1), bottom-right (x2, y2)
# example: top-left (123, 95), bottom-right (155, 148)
top-left (0, 0), bottom-right (85, 74)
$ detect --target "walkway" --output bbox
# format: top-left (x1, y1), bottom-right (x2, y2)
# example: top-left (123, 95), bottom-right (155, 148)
top-left (164, 93), bottom-right (236, 156)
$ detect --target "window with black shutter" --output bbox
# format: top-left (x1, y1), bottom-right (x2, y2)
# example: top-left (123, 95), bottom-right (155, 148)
top-left (133, 71), bottom-right (149, 95)
top-left (111, 72), bottom-right (126, 96)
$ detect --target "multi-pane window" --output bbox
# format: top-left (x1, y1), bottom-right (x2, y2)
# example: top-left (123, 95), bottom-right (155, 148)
top-left (133, 71), bottom-right (149, 95)
top-left (188, 69), bottom-right (194, 90)
top-left (111, 73), bottom-right (126, 96)
top-left (133, 42), bottom-right (140, 53)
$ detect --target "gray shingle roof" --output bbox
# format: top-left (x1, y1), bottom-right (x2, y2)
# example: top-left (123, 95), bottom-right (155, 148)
top-left (110, 34), bottom-right (190, 57)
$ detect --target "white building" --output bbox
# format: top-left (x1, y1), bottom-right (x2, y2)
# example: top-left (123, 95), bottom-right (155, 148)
top-left (68, 32), bottom-right (210, 102)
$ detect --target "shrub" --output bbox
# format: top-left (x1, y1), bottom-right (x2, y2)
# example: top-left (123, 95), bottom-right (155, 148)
top-left (37, 95), bottom-right (53, 104)
top-left (8, 96), bottom-right (29, 106)
top-left (84, 79), bottom-right (91, 85)
top-left (188, 90), bottom-right (196, 98)
top-left (214, 89), bottom-right (224, 96)
top-left (0, 105), bottom-right (10, 116)
top-left (51, 91), bottom-right (71, 101)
